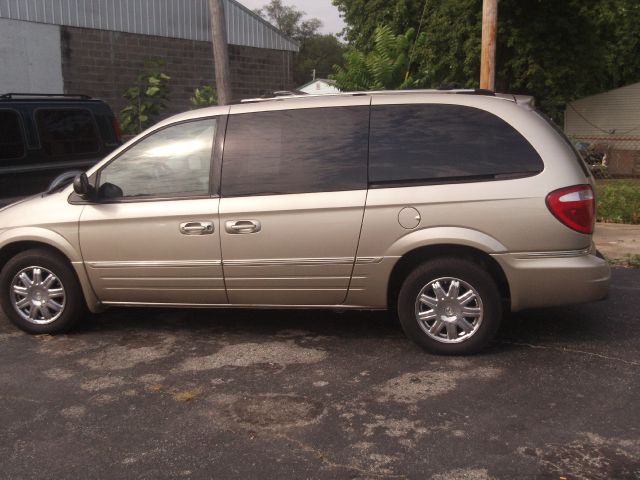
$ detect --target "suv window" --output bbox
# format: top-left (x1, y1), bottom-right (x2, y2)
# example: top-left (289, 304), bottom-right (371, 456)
top-left (98, 118), bottom-right (216, 200)
top-left (0, 110), bottom-right (24, 160)
top-left (222, 106), bottom-right (369, 197)
top-left (369, 104), bottom-right (543, 184)
top-left (36, 108), bottom-right (101, 157)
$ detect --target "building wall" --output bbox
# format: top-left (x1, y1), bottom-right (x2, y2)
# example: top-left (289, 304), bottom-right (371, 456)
top-left (60, 25), bottom-right (294, 118)
top-left (0, 0), bottom-right (298, 52)
top-left (565, 83), bottom-right (640, 176)
top-left (565, 82), bottom-right (640, 145)
top-left (0, 18), bottom-right (63, 93)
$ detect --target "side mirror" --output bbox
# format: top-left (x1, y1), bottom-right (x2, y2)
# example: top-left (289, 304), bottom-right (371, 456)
top-left (47, 170), bottom-right (83, 194)
top-left (72, 173), bottom-right (95, 199)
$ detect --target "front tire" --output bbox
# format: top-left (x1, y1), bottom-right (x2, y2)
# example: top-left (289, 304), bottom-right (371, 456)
top-left (397, 257), bottom-right (502, 355)
top-left (0, 249), bottom-right (85, 334)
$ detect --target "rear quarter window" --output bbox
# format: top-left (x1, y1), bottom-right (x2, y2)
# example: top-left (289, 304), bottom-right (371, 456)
top-left (36, 108), bottom-right (101, 158)
top-left (535, 110), bottom-right (590, 177)
top-left (0, 110), bottom-right (25, 160)
top-left (369, 104), bottom-right (544, 185)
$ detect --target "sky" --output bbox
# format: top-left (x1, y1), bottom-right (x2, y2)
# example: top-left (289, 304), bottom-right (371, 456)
top-left (239, 0), bottom-right (346, 35)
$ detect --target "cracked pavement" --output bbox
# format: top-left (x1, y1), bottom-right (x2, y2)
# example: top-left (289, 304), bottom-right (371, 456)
top-left (1, 269), bottom-right (638, 479)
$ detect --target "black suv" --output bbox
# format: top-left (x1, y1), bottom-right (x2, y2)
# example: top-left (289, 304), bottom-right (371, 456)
top-left (0, 93), bottom-right (121, 203)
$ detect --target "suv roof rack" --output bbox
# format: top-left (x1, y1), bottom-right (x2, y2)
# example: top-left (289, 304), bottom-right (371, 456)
top-left (240, 88), bottom-right (498, 104)
top-left (0, 93), bottom-right (92, 100)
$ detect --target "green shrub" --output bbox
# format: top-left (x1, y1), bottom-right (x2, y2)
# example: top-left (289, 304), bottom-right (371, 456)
top-left (190, 86), bottom-right (218, 108)
top-left (332, 25), bottom-right (427, 91)
top-left (596, 180), bottom-right (640, 224)
top-left (120, 59), bottom-right (171, 134)
top-left (607, 253), bottom-right (640, 268)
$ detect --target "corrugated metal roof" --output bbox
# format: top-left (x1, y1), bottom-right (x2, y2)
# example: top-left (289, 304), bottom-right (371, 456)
top-left (0, 0), bottom-right (299, 51)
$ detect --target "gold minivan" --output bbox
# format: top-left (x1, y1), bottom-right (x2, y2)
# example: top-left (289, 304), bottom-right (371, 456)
top-left (0, 90), bottom-right (610, 354)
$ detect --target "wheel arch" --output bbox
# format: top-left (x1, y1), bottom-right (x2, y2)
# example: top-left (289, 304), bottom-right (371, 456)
top-left (0, 232), bottom-right (101, 312)
top-left (386, 244), bottom-right (511, 310)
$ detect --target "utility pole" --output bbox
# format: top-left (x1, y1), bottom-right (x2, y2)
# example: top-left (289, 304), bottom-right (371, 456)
top-left (480, 0), bottom-right (498, 91)
top-left (208, 0), bottom-right (232, 105)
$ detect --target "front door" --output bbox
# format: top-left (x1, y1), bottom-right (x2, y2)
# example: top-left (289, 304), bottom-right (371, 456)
top-left (79, 117), bottom-right (227, 305)
top-left (219, 100), bottom-right (370, 305)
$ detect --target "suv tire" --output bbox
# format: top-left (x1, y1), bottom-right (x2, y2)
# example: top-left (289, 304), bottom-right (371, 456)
top-left (398, 257), bottom-right (502, 355)
top-left (0, 249), bottom-right (85, 334)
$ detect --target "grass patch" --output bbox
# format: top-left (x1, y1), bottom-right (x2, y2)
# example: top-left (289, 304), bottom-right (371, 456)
top-left (596, 179), bottom-right (640, 224)
top-left (607, 253), bottom-right (640, 268)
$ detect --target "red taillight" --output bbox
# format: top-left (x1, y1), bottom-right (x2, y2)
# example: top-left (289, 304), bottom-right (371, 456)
top-left (112, 117), bottom-right (122, 144)
top-left (546, 185), bottom-right (595, 234)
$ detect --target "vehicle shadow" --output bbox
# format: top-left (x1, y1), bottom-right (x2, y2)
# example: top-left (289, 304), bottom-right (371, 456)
top-left (69, 295), bottom-right (628, 356)
top-left (77, 306), bottom-right (405, 341)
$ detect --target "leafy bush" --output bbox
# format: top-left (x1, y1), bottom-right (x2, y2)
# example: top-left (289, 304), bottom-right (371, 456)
top-left (120, 59), bottom-right (171, 134)
top-left (596, 180), bottom-right (640, 224)
top-left (190, 86), bottom-right (218, 108)
top-left (332, 25), bottom-right (427, 91)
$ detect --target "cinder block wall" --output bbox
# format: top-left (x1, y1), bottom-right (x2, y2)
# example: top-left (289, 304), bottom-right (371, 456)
top-left (60, 26), bottom-right (294, 119)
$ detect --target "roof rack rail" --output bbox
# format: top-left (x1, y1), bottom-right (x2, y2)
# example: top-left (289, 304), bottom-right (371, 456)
top-left (240, 88), bottom-right (503, 104)
top-left (435, 84), bottom-right (495, 96)
top-left (0, 93), bottom-right (92, 100)
top-left (240, 89), bottom-right (307, 103)
top-left (263, 90), bottom-right (305, 98)
top-left (456, 88), bottom-right (495, 96)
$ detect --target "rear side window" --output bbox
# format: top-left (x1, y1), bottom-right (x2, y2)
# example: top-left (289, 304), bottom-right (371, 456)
top-left (369, 104), bottom-right (543, 184)
top-left (222, 106), bottom-right (369, 197)
top-left (0, 110), bottom-right (25, 160)
top-left (36, 109), bottom-right (100, 157)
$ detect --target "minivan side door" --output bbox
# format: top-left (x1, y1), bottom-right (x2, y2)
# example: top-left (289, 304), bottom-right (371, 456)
top-left (78, 116), bottom-right (227, 305)
top-left (219, 98), bottom-right (370, 305)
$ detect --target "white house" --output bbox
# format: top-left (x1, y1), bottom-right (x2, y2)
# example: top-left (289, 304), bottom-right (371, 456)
top-left (565, 82), bottom-right (640, 176)
top-left (298, 79), bottom-right (341, 95)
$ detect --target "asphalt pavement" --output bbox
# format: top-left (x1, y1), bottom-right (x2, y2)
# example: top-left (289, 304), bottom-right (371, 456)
top-left (0, 268), bottom-right (639, 479)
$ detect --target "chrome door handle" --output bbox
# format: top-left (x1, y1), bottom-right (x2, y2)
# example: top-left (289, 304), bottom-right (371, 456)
top-left (180, 221), bottom-right (214, 235)
top-left (225, 220), bottom-right (261, 234)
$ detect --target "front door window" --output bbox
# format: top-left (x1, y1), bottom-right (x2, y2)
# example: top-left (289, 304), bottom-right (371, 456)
top-left (98, 119), bottom-right (216, 200)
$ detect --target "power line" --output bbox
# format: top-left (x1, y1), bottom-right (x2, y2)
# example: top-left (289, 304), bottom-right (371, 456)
top-left (568, 102), bottom-right (640, 135)
top-left (406, 0), bottom-right (429, 81)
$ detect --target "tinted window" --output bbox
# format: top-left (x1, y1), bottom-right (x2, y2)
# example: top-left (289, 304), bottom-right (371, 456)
top-left (36, 109), bottom-right (100, 157)
top-left (99, 118), bottom-right (216, 199)
top-left (222, 106), bottom-right (368, 196)
top-left (370, 104), bottom-right (543, 184)
top-left (0, 110), bottom-right (24, 160)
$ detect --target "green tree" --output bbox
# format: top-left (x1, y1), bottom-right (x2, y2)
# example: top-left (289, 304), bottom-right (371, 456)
top-left (120, 59), bottom-right (171, 134)
top-left (333, 26), bottom-right (425, 91)
top-left (295, 34), bottom-right (346, 85)
top-left (255, 0), bottom-right (346, 86)
top-left (332, 0), bottom-right (640, 121)
top-left (254, 0), bottom-right (321, 42)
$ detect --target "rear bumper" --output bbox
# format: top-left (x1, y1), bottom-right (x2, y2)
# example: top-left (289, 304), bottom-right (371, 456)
top-left (492, 249), bottom-right (611, 311)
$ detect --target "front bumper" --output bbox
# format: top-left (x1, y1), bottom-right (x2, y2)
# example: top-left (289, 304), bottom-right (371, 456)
top-left (492, 249), bottom-right (611, 312)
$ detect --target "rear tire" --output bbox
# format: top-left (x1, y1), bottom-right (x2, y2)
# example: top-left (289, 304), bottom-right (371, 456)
top-left (0, 249), bottom-right (85, 334)
top-left (397, 257), bottom-right (502, 355)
